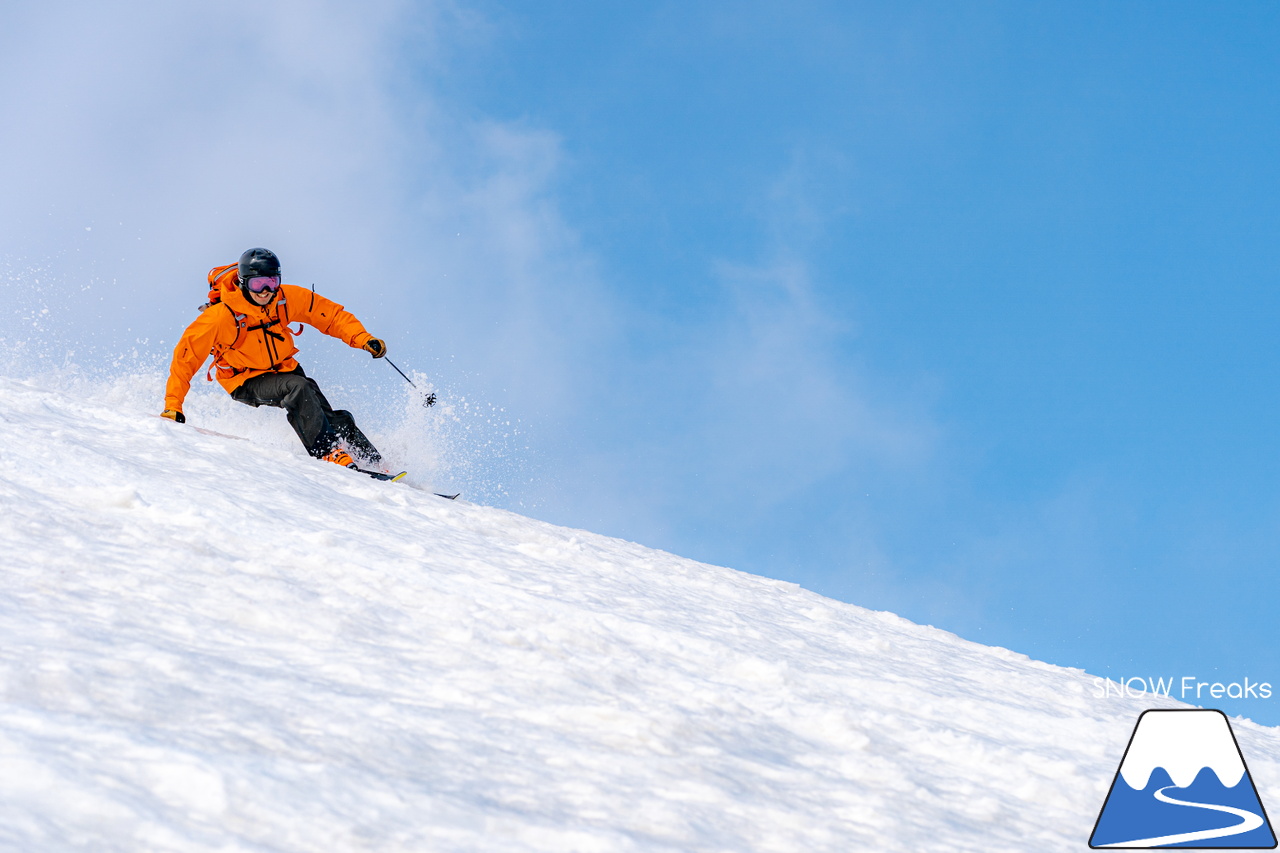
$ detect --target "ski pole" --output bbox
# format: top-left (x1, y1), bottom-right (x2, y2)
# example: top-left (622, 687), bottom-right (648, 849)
top-left (385, 357), bottom-right (436, 407)
top-left (385, 356), bottom-right (415, 387)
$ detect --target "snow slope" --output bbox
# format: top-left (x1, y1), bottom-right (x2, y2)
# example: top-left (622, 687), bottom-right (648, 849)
top-left (0, 374), bottom-right (1277, 852)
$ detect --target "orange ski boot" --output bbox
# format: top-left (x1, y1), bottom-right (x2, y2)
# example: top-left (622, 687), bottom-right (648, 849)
top-left (322, 447), bottom-right (358, 469)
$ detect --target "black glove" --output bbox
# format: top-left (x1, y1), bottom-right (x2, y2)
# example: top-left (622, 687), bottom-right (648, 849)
top-left (363, 337), bottom-right (387, 359)
top-left (161, 409), bottom-right (186, 424)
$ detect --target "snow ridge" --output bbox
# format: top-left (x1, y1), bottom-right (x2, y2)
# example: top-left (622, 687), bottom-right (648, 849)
top-left (1, 375), bottom-right (1277, 852)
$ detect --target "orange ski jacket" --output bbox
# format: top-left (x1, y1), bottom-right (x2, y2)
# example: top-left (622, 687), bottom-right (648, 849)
top-left (164, 279), bottom-right (375, 412)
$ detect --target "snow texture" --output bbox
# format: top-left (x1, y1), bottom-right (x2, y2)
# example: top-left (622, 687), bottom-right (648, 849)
top-left (1, 375), bottom-right (1277, 852)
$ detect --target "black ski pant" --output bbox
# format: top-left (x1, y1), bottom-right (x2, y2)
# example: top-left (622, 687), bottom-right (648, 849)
top-left (231, 366), bottom-right (382, 463)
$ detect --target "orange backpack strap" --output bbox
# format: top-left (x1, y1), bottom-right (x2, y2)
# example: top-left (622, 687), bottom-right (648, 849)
top-left (205, 304), bottom-right (248, 382)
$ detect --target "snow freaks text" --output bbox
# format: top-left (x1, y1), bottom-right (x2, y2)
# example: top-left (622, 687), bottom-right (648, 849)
top-left (1093, 676), bottom-right (1273, 701)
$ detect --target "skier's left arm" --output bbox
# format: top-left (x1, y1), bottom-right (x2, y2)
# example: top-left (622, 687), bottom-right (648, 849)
top-left (282, 284), bottom-right (386, 357)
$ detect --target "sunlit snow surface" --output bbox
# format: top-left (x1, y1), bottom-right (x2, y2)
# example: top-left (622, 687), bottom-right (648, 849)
top-left (1, 375), bottom-right (1278, 852)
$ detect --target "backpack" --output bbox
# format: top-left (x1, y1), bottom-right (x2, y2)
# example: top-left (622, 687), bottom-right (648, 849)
top-left (198, 263), bottom-right (239, 312)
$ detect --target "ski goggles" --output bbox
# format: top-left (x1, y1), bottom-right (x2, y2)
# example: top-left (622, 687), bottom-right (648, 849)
top-left (245, 275), bottom-right (282, 293)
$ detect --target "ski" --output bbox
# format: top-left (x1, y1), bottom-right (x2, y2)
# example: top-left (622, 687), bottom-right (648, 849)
top-left (354, 466), bottom-right (408, 482)
top-left (353, 468), bottom-right (459, 499)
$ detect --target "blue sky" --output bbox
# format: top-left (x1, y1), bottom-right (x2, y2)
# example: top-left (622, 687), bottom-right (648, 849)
top-left (3, 1), bottom-right (1279, 724)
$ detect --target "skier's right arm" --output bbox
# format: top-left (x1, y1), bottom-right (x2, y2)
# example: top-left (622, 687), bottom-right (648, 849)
top-left (163, 310), bottom-right (232, 415)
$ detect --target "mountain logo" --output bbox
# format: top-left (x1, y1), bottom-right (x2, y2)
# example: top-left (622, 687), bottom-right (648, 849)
top-left (1090, 709), bottom-right (1276, 848)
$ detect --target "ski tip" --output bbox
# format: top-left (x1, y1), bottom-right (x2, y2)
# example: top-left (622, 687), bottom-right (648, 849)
top-left (389, 471), bottom-right (409, 482)
top-left (434, 492), bottom-right (461, 500)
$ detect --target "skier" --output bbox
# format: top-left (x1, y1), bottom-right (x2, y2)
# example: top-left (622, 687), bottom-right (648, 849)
top-left (161, 247), bottom-right (389, 471)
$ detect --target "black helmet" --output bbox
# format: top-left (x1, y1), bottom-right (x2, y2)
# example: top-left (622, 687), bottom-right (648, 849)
top-left (238, 247), bottom-right (280, 283)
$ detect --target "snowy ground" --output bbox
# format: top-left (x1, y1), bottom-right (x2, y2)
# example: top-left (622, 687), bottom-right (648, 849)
top-left (0, 374), bottom-right (1277, 852)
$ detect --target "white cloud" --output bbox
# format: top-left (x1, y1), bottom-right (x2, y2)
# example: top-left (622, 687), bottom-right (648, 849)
top-left (701, 257), bottom-right (935, 493)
